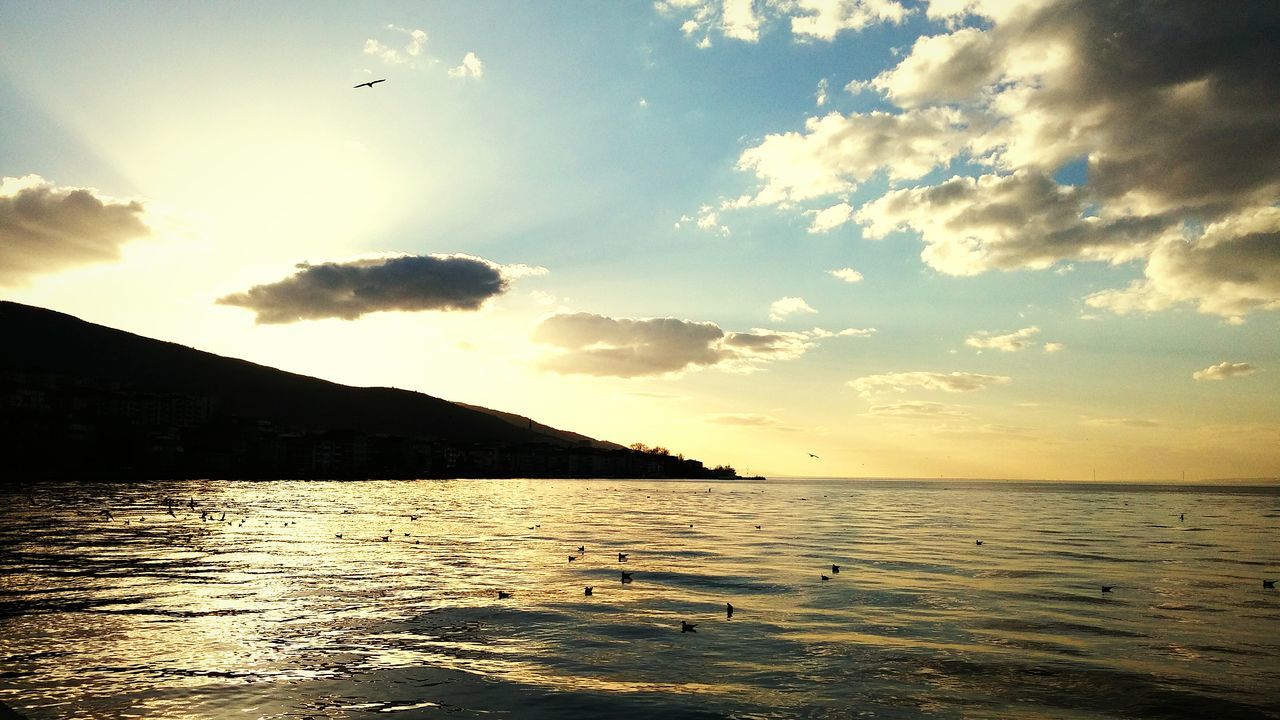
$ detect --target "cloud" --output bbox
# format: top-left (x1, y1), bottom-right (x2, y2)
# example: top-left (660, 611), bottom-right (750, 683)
top-left (1192, 361), bottom-right (1257, 381)
top-left (769, 296), bottom-right (817, 321)
top-left (815, 78), bottom-right (829, 107)
top-left (965, 326), bottom-right (1040, 352)
top-left (808, 202), bottom-right (855, 233)
top-left (217, 254), bottom-right (536, 323)
top-left (656, 0), bottom-right (909, 44)
top-left (720, 1), bottom-right (1280, 318)
top-left (1042, 342), bottom-right (1065, 353)
top-left (0, 175), bottom-right (149, 286)
top-left (828, 267), bottom-right (864, 283)
top-left (849, 370), bottom-right (1010, 399)
top-left (448, 52), bottom-right (484, 79)
top-left (364, 25), bottom-right (429, 66)
top-left (865, 401), bottom-right (971, 419)
top-left (704, 413), bottom-right (802, 431)
top-left (1084, 207), bottom-right (1280, 318)
top-left (857, 171), bottom-right (1167, 276)
top-left (1083, 417), bottom-right (1163, 429)
top-left (789, 0), bottom-right (911, 41)
top-left (533, 313), bottom-right (844, 377)
top-left (736, 108), bottom-right (976, 206)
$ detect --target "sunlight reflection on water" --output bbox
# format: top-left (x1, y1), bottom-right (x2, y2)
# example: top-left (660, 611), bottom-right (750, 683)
top-left (1, 478), bottom-right (1278, 719)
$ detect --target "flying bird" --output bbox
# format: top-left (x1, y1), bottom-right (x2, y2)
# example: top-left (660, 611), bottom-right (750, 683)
top-left (354, 79), bottom-right (386, 89)
top-left (681, 621), bottom-right (697, 633)
top-left (808, 453), bottom-right (820, 459)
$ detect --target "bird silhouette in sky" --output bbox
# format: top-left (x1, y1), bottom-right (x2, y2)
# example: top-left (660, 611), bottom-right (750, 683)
top-left (808, 453), bottom-right (820, 459)
top-left (354, 79), bottom-right (386, 89)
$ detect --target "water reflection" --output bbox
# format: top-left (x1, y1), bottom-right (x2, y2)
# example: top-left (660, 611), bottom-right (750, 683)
top-left (1, 479), bottom-right (1278, 718)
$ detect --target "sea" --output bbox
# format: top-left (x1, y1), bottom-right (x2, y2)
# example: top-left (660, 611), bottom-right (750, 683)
top-left (0, 478), bottom-right (1277, 719)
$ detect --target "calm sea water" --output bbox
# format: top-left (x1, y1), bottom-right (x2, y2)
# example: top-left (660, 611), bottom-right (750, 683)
top-left (1, 478), bottom-right (1278, 719)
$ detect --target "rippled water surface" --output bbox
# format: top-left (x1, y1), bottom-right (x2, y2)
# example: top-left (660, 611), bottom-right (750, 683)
top-left (1, 478), bottom-right (1278, 719)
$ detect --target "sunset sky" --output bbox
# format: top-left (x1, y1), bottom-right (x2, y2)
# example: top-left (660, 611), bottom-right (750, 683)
top-left (2, 1), bottom-right (1277, 480)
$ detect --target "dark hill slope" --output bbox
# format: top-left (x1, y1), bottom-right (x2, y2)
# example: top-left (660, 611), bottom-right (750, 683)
top-left (0, 301), bottom-right (570, 445)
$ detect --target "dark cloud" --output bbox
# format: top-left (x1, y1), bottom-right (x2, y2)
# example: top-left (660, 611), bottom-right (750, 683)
top-left (532, 313), bottom-right (831, 378)
top-left (0, 176), bottom-right (149, 285)
top-left (736, 0), bottom-right (1280, 316)
top-left (218, 254), bottom-right (518, 323)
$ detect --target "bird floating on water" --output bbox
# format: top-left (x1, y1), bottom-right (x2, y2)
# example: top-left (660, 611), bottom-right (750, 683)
top-left (1265, 579), bottom-right (1276, 589)
top-left (621, 571), bottom-right (633, 584)
top-left (821, 574), bottom-right (830, 581)
top-left (568, 555), bottom-right (576, 562)
top-left (755, 525), bottom-right (762, 530)
top-left (975, 540), bottom-right (984, 546)
top-left (578, 545), bottom-right (586, 553)
top-left (1101, 585), bottom-right (1114, 593)
top-left (335, 533), bottom-right (342, 539)
top-left (585, 586), bottom-right (593, 596)
top-left (681, 621), bottom-right (697, 633)
top-left (831, 564), bottom-right (840, 574)
top-left (354, 79), bottom-right (386, 88)
top-left (726, 603), bottom-right (734, 619)
top-left (498, 591), bottom-right (511, 599)
top-left (618, 553), bottom-right (628, 562)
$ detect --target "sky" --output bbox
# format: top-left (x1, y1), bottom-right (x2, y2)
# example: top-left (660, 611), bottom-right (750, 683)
top-left (2, 0), bottom-right (1278, 481)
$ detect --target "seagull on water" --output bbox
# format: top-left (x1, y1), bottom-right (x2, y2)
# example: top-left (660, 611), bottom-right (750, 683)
top-left (354, 79), bottom-right (386, 89)
top-left (681, 621), bottom-right (697, 633)
top-left (618, 553), bottom-right (628, 562)
top-left (621, 571), bottom-right (633, 584)
top-left (975, 540), bottom-right (984, 546)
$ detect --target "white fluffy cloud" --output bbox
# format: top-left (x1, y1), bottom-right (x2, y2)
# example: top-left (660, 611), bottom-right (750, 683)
top-left (656, 0), bottom-right (908, 45)
top-left (828, 267), bottom-right (863, 283)
top-left (723, 1), bottom-right (1280, 318)
top-left (849, 370), bottom-right (1011, 399)
top-left (768, 296), bottom-right (817, 321)
top-left (364, 25), bottom-right (429, 66)
top-left (1192, 362), bottom-right (1257, 381)
top-left (965, 326), bottom-right (1041, 352)
top-left (737, 108), bottom-right (975, 206)
top-left (448, 52), bottom-right (484, 79)
top-left (0, 175), bottom-right (149, 285)
top-left (808, 202), bottom-right (855, 233)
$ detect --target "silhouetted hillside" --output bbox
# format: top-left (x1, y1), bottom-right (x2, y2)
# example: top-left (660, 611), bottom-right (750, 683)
top-left (1, 301), bottom-right (567, 443)
top-left (0, 301), bottom-right (736, 481)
